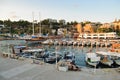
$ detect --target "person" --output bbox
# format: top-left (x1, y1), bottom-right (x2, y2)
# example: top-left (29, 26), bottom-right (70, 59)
top-left (20, 48), bottom-right (22, 53)
top-left (69, 62), bottom-right (81, 71)
top-left (64, 53), bottom-right (67, 59)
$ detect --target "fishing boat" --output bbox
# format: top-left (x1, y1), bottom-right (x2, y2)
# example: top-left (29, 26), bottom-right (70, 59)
top-left (63, 51), bottom-right (75, 62)
top-left (110, 52), bottom-right (120, 66)
top-left (45, 51), bottom-right (62, 64)
top-left (22, 48), bottom-right (46, 59)
top-left (109, 43), bottom-right (120, 66)
top-left (96, 51), bottom-right (113, 67)
top-left (57, 51), bottom-right (80, 71)
top-left (85, 52), bottom-right (100, 67)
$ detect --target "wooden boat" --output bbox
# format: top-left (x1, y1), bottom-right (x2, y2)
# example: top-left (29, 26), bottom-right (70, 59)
top-left (58, 53), bottom-right (80, 71)
top-left (25, 36), bottom-right (47, 42)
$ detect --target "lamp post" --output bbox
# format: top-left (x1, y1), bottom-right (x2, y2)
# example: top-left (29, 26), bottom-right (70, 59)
top-left (55, 46), bottom-right (58, 68)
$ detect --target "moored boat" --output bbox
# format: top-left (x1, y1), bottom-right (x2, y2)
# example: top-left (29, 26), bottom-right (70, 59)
top-left (85, 52), bottom-right (100, 67)
top-left (96, 51), bottom-right (113, 67)
top-left (42, 39), bottom-right (53, 45)
top-left (45, 51), bottom-right (62, 64)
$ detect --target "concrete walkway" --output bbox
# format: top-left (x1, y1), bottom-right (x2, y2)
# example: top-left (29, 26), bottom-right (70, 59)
top-left (0, 57), bottom-right (120, 80)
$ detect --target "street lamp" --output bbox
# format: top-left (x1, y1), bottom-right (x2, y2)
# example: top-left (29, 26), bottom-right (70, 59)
top-left (55, 46), bottom-right (58, 68)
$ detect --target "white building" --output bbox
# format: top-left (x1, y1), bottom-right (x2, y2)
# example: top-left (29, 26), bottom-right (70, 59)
top-left (77, 32), bottom-right (117, 39)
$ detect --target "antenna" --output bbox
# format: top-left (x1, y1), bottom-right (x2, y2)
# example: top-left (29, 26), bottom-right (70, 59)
top-left (32, 12), bottom-right (35, 36)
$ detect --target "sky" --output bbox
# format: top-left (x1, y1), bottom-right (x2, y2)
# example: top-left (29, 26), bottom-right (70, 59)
top-left (0, 0), bottom-right (120, 23)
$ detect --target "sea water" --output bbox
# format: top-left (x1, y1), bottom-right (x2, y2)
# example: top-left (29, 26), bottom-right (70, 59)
top-left (0, 40), bottom-right (108, 67)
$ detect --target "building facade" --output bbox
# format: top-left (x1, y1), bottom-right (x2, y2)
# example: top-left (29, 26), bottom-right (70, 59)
top-left (77, 32), bottom-right (117, 39)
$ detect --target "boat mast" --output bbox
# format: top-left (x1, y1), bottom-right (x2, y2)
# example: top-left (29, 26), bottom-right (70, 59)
top-left (39, 12), bottom-right (42, 37)
top-left (32, 12), bottom-right (35, 36)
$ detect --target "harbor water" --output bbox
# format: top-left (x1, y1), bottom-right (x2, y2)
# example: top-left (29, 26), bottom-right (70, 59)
top-left (0, 40), bottom-right (108, 67)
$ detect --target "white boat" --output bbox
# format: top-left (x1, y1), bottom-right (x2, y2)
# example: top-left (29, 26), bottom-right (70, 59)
top-left (96, 51), bottom-right (113, 67)
top-left (22, 48), bottom-right (46, 59)
top-left (109, 52), bottom-right (120, 66)
top-left (45, 51), bottom-right (62, 64)
top-left (42, 39), bottom-right (53, 45)
top-left (114, 58), bottom-right (120, 65)
top-left (63, 51), bottom-right (75, 62)
top-left (109, 43), bottom-right (120, 66)
top-left (85, 52), bottom-right (100, 67)
top-left (73, 41), bottom-right (78, 46)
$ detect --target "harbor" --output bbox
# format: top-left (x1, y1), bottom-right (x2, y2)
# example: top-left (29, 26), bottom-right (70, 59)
top-left (0, 40), bottom-right (120, 68)
top-left (0, 38), bottom-right (120, 80)
top-left (1, 0), bottom-right (120, 79)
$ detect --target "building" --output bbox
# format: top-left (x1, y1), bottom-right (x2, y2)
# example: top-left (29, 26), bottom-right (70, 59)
top-left (0, 24), bottom-right (4, 30)
top-left (100, 23), bottom-right (111, 29)
top-left (75, 23), bottom-right (83, 33)
top-left (59, 19), bottom-right (66, 25)
top-left (112, 19), bottom-right (120, 30)
top-left (48, 19), bottom-right (57, 23)
top-left (77, 32), bottom-right (117, 39)
top-left (83, 23), bottom-right (95, 33)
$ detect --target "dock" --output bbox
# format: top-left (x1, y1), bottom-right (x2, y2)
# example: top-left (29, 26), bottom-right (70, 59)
top-left (0, 55), bottom-right (120, 80)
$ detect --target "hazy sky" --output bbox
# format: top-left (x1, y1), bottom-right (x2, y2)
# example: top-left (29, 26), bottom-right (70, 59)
top-left (0, 0), bottom-right (120, 23)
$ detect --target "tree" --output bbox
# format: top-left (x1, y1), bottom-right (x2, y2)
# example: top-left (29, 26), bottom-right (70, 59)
top-left (116, 25), bottom-right (120, 36)
top-left (97, 28), bottom-right (113, 33)
top-left (41, 19), bottom-right (50, 25)
top-left (0, 20), bottom-right (3, 24)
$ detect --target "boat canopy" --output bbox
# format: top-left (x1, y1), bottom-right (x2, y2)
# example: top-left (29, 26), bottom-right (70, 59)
top-left (96, 51), bottom-right (120, 57)
top-left (14, 45), bottom-right (26, 49)
top-left (23, 49), bottom-right (44, 53)
top-left (96, 51), bottom-right (110, 55)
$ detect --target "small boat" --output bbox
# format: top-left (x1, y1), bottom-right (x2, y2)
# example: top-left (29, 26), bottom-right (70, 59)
top-left (58, 40), bottom-right (63, 46)
top-left (22, 48), bottom-right (46, 59)
top-left (58, 51), bottom-right (80, 71)
top-left (13, 45), bottom-right (26, 54)
top-left (63, 51), bottom-right (75, 63)
top-left (67, 40), bottom-right (73, 46)
top-left (42, 39), bottom-right (53, 45)
top-left (45, 52), bottom-right (62, 64)
top-left (85, 52), bottom-right (100, 67)
top-left (73, 41), bottom-right (78, 46)
top-left (53, 40), bottom-right (59, 45)
top-left (109, 52), bottom-right (120, 66)
top-left (96, 42), bottom-right (100, 47)
top-left (86, 41), bottom-right (91, 46)
top-left (96, 51), bottom-right (113, 67)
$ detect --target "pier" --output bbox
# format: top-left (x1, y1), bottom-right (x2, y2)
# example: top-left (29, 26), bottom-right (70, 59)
top-left (40, 39), bottom-right (113, 47)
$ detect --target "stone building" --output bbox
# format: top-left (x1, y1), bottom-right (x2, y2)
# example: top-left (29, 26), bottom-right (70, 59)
top-left (112, 19), bottom-right (120, 30)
